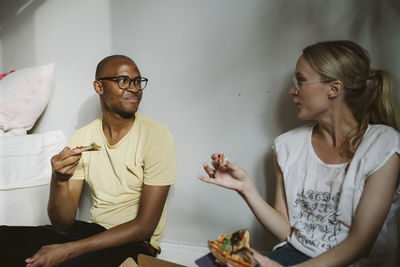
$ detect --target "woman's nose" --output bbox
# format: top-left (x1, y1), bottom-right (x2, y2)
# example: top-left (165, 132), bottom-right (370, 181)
top-left (289, 84), bottom-right (297, 96)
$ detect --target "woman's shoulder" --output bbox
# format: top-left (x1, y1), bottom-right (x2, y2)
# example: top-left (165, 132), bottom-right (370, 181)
top-left (353, 124), bottom-right (400, 176)
top-left (274, 123), bottom-right (314, 146)
top-left (366, 123), bottom-right (399, 134)
top-left (364, 124), bottom-right (400, 146)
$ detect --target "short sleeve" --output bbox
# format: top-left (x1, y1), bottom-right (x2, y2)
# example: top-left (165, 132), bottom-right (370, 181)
top-left (272, 136), bottom-right (287, 175)
top-left (66, 133), bottom-right (85, 181)
top-left (362, 125), bottom-right (400, 177)
top-left (272, 124), bottom-right (312, 175)
top-left (142, 128), bottom-right (177, 186)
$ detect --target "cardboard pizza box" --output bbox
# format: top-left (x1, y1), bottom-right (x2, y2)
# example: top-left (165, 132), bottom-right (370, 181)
top-left (119, 254), bottom-right (187, 267)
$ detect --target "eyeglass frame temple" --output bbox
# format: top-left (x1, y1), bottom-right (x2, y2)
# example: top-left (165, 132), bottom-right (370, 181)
top-left (292, 76), bottom-right (331, 90)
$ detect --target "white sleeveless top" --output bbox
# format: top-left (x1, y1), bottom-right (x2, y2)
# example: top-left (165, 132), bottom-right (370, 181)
top-left (273, 124), bottom-right (400, 266)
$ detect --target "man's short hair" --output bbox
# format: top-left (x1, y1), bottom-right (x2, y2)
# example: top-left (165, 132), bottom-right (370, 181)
top-left (95, 55), bottom-right (137, 79)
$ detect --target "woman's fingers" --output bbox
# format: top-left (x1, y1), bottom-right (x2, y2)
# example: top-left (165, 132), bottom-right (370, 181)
top-left (210, 153), bottom-right (220, 160)
top-left (203, 162), bottom-right (215, 177)
top-left (211, 153), bottom-right (227, 164)
top-left (197, 175), bottom-right (218, 185)
top-left (211, 158), bottom-right (225, 169)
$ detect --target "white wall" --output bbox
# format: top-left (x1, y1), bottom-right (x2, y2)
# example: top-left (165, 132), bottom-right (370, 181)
top-left (0, 0), bottom-right (112, 136)
top-left (1, 0), bottom-right (399, 256)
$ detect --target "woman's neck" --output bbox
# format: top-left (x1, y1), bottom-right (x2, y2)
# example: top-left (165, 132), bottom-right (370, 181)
top-left (314, 104), bottom-right (359, 148)
top-left (311, 106), bottom-right (359, 164)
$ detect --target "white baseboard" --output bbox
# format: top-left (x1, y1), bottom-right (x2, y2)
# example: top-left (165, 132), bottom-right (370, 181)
top-left (158, 242), bottom-right (209, 267)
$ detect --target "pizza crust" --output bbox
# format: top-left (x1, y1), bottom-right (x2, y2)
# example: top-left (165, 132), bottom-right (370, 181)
top-left (208, 230), bottom-right (254, 267)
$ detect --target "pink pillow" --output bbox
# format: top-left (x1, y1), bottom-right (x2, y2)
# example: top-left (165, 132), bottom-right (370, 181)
top-left (0, 63), bottom-right (55, 134)
top-left (0, 70), bottom-right (15, 80)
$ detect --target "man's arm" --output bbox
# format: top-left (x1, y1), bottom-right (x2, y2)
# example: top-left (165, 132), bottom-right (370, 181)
top-left (27, 184), bottom-right (170, 267)
top-left (47, 147), bottom-right (84, 232)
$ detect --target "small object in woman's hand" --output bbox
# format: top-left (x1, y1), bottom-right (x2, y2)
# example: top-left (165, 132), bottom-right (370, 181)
top-left (219, 154), bottom-right (228, 165)
top-left (75, 142), bottom-right (101, 152)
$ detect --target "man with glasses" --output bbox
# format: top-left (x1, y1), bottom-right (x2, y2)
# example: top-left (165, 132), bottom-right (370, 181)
top-left (0, 55), bottom-right (177, 267)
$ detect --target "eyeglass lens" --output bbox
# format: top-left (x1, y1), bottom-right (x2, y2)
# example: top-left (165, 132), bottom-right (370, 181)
top-left (118, 77), bottom-right (147, 90)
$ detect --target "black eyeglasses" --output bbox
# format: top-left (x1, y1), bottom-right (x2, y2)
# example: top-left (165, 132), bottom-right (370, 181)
top-left (98, 76), bottom-right (148, 90)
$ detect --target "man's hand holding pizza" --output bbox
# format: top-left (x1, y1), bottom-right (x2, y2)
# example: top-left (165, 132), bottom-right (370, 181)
top-left (51, 147), bottom-right (82, 182)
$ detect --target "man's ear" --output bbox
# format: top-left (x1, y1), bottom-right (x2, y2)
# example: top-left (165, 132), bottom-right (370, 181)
top-left (93, 80), bottom-right (104, 95)
top-left (327, 80), bottom-right (344, 99)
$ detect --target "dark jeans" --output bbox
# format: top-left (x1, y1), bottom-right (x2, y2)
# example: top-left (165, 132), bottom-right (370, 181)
top-left (0, 220), bottom-right (157, 267)
top-left (267, 243), bottom-right (311, 266)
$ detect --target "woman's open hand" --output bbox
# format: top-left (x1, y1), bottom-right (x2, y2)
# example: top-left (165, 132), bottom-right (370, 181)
top-left (198, 153), bottom-right (254, 194)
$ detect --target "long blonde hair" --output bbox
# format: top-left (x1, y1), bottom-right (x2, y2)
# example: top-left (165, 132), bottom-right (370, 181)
top-left (303, 40), bottom-right (400, 158)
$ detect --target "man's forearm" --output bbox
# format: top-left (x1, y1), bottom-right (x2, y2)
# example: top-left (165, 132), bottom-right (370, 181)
top-left (63, 184), bottom-right (170, 260)
top-left (61, 217), bottom-right (156, 262)
top-left (47, 175), bottom-right (77, 232)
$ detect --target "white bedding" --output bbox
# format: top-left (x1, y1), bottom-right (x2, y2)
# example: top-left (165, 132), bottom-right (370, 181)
top-left (0, 130), bottom-right (66, 189)
top-left (0, 130), bottom-right (66, 225)
top-left (0, 184), bottom-right (51, 225)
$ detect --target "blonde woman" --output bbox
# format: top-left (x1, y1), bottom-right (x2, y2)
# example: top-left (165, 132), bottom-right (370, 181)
top-left (199, 40), bottom-right (400, 266)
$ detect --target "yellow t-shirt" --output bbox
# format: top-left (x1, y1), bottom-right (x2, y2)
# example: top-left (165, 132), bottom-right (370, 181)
top-left (67, 112), bottom-right (176, 250)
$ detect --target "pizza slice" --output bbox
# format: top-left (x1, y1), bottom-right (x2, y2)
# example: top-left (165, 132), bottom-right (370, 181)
top-left (75, 142), bottom-right (101, 152)
top-left (208, 229), bottom-right (254, 267)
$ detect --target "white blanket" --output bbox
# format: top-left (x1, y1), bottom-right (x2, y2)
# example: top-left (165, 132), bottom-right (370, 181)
top-left (0, 184), bottom-right (52, 225)
top-left (0, 130), bottom-right (67, 189)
